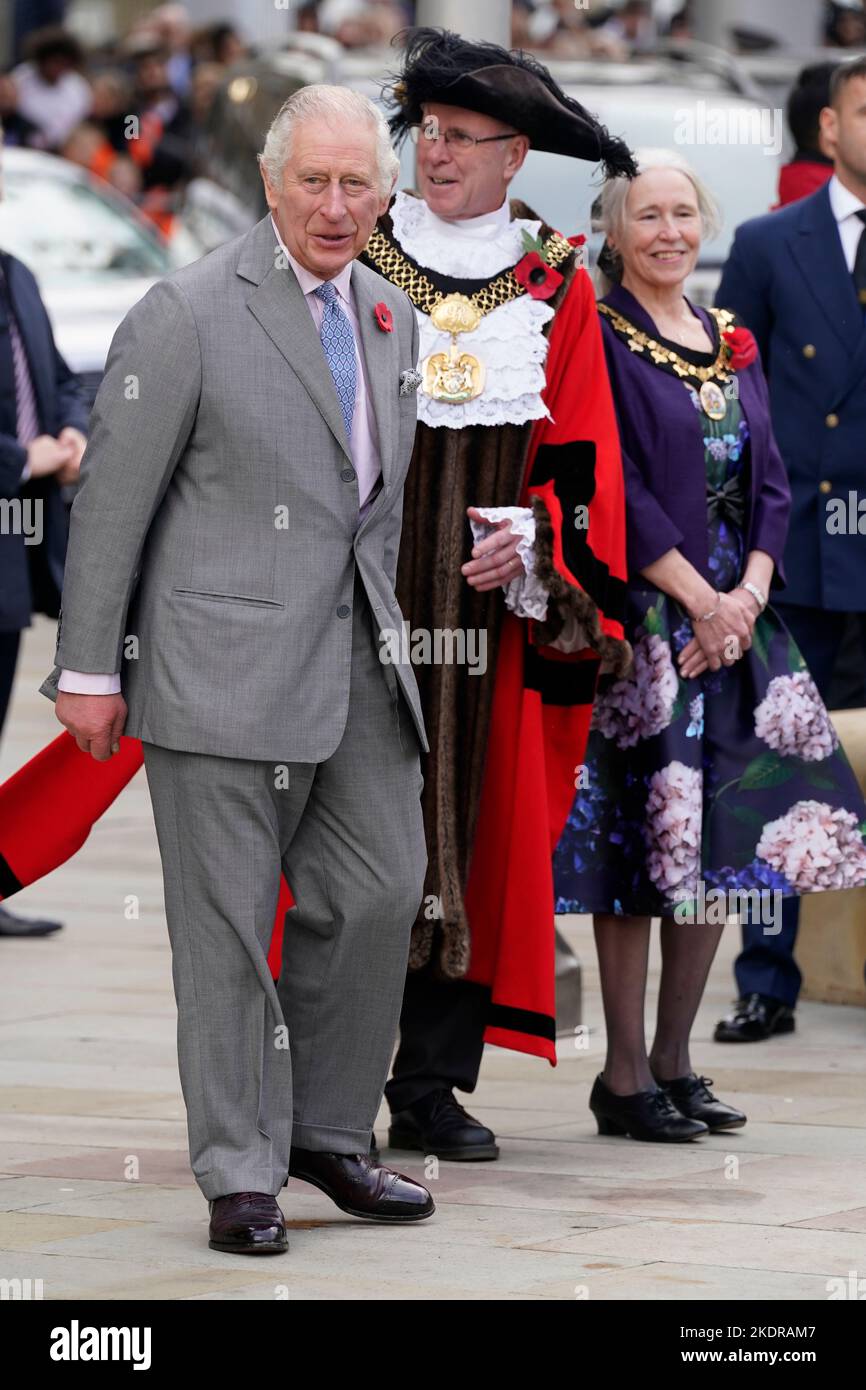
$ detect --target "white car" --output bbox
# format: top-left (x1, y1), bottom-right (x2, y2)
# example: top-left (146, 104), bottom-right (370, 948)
top-left (0, 148), bottom-right (197, 406)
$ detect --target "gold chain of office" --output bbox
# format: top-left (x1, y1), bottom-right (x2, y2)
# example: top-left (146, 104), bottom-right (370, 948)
top-left (597, 301), bottom-right (737, 383)
top-left (364, 225), bottom-right (575, 318)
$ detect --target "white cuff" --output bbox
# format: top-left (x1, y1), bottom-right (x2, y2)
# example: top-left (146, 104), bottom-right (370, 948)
top-left (468, 505), bottom-right (549, 621)
top-left (57, 669), bottom-right (122, 694)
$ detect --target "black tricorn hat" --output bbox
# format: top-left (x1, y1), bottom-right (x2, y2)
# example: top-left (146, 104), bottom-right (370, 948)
top-left (388, 27), bottom-right (636, 179)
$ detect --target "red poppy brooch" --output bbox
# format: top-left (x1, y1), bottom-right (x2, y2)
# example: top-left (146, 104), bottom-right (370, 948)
top-left (514, 231), bottom-right (564, 301)
top-left (374, 301), bottom-right (394, 333)
top-left (722, 325), bottom-right (758, 370)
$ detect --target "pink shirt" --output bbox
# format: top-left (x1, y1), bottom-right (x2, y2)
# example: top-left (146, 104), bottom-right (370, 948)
top-left (271, 219), bottom-right (382, 514)
top-left (58, 221), bottom-right (383, 696)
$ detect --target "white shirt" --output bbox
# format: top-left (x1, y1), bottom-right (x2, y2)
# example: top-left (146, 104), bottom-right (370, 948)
top-left (58, 220), bottom-right (382, 697)
top-left (828, 173), bottom-right (866, 273)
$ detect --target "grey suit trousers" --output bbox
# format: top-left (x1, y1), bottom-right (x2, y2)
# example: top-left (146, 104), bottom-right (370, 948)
top-left (142, 578), bottom-right (426, 1200)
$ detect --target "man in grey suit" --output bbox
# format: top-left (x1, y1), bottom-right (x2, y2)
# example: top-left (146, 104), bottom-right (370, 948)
top-left (42, 85), bottom-right (433, 1254)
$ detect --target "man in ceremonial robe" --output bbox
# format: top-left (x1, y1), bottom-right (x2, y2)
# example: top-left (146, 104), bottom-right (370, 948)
top-left (359, 29), bottom-right (634, 1160)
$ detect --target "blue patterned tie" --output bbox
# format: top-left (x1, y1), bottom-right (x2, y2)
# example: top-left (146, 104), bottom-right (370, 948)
top-left (314, 281), bottom-right (357, 442)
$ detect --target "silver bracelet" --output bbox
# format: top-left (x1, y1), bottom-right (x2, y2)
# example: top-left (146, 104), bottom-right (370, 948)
top-left (737, 581), bottom-right (767, 611)
top-left (695, 593), bottom-right (722, 623)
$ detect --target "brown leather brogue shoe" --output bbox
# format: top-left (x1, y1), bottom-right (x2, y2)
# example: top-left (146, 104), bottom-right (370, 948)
top-left (208, 1191), bottom-right (288, 1254)
top-left (289, 1148), bottom-right (435, 1222)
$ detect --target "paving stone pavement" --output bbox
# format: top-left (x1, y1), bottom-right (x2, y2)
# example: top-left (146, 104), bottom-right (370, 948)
top-left (1, 619), bottom-right (865, 1301)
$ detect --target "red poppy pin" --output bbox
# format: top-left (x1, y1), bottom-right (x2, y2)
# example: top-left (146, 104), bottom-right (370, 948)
top-left (567, 233), bottom-right (587, 248)
top-left (374, 301), bottom-right (394, 333)
top-left (514, 231), bottom-right (564, 301)
top-left (722, 325), bottom-right (758, 370)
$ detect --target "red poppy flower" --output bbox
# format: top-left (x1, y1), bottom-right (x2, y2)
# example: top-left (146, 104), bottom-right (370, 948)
top-left (374, 301), bottom-right (394, 332)
top-left (567, 233), bottom-right (587, 247)
top-left (722, 325), bottom-right (758, 370)
top-left (514, 251), bottom-right (564, 301)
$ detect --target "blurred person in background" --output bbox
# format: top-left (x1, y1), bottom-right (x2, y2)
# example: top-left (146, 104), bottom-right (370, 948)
top-left (10, 27), bottom-right (92, 152)
top-left (315, 0), bottom-right (412, 49)
top-left (599, 0), bottom-right (658, 54)
top-left (714, 56), bottom-right (866, 1042)
top-left (119, 41), bottom-right (197, 236)
top-left (825, 1), bottom-right (866, 48)
top-left (0, 73), bottom-right (40, 147)
top-left (0, 122), bottom-right (88, 938)
top-left (135, 3), bottom-right (194, 100)
top-left (777, 62), bottom-right (837, 208)
top-left (512, 1), bottom-right (626, 57)
top-left (189, 22), bottom-right (248, 67)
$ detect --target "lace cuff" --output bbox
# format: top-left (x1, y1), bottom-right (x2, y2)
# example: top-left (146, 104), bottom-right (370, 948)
top-left (468, 505), bottom-right (549, 621)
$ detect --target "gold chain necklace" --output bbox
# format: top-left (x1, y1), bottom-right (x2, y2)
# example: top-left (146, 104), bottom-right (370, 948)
top-left (598, 301), bottom-right (737, 419)
top-left (364, 225), bottom-right (574, 404)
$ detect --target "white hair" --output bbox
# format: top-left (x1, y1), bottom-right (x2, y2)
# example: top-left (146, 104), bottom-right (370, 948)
top-left (258, 84), bottom-right (399, 198)
top-left (592, 147), bottom-right (722, 294)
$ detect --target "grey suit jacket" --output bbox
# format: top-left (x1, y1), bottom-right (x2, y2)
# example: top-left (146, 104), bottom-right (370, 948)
top-left (41, 215), bottom-right (428, 761)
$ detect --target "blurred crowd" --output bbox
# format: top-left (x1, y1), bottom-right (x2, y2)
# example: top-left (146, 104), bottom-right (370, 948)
top-left (2, 0), bottom-right (865, 242)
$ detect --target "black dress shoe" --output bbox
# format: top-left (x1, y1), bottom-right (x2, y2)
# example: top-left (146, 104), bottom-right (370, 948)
top-left (388, 1089), bottom-right (499, 1161)
top-left (714, 993), bottom-right (795, 1043)
top-left (589, 1073), bottom-right (708, 1142)
top-left (289, 1148), bottom-right (434, 1221)
top-left (0, 904), bottom-right (63, 937)
top-left (208, 1191), bottom-right (288, 1254)
top-left (654, 1072), bottom-right (747, 1131)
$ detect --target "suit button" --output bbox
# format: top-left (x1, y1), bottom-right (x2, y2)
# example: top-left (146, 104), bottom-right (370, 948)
top-left (802, 344), bottom-right (816, 358)
top-left (337, 604), bottom-right (351, 618)
top-left (825, 413), bottom-right (839, 428)
top-left (341, 467), bottom-right (356, 482)
top-left (819, 480), bottom-right (833, 494)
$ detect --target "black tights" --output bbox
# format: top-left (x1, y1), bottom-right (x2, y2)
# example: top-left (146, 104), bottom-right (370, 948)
top-left (593, 913), bottom-right (725, 1094)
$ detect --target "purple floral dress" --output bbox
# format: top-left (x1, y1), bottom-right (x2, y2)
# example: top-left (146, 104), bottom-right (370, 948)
top-left (555, 382), bottom-right (866, 917)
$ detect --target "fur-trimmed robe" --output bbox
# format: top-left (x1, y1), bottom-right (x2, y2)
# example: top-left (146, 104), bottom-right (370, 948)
top-left (364, 201), bottom-right (631, 1062)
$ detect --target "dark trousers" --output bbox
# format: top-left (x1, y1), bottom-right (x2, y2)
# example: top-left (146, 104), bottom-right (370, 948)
top-left (735, 603), bottom-right (866, 1009)
top-left (385, 960), bottom-right (491, 1113)
top-left (0, 630), bottom-right (21, 739)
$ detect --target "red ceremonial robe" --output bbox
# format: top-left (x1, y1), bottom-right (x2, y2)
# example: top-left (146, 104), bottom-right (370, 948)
top-left (464, 267), bottom-right (629, 1063)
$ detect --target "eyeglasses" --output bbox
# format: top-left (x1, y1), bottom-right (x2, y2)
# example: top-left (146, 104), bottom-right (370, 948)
top-left (408, 124), bottom-right (519, 152)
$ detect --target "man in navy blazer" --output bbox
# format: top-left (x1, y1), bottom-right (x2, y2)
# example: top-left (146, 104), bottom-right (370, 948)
top-left (0, 123), bottom-right (88, 936)
top-left (714, 56), bottom-right (866, 1041)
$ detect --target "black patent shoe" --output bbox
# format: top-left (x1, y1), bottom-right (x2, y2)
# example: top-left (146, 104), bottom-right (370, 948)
top-left (389, 1088), bottom-right (499, 1161)
top-left (589, 1073), bottom-right (708, 1142)
top-left (208, 1191), bottom-right (288, 1254)
top-left (654, 1072), bottom-right (747, 1131)
top-left (714, 993), bottom-right (795, 1043)
top-left (289, 1148), bottom-right (434, 1221)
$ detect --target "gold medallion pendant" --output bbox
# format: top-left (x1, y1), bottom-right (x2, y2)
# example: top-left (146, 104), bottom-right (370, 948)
top-left (699, 379), bottom-right (727, 420)
top-left (422, 294), bottom-right (486, 403)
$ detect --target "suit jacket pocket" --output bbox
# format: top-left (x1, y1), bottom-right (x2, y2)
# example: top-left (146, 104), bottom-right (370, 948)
top-left (171, 588), bottom-right (285, 609)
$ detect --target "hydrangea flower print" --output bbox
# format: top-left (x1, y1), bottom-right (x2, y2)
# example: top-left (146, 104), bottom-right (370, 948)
top-left (644, 761), bottom-right (703, 901)
top-left (592, 633), bottom-right (679, 749)
top-left (754, 673), bottom-right (839, 762)
top-left (756, 800), bottom-right (866, 892)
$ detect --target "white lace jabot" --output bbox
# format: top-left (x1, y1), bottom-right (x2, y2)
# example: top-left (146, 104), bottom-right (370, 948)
top-left (390, 190), bottom-right (556, 431)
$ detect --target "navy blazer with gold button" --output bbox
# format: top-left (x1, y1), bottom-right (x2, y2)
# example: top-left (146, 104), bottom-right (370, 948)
top-left (716, 181), bottom-right (866, 611)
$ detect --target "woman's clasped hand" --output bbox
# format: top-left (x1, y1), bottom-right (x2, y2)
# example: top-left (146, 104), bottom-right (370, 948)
top-left (677, 587), bottom-right (760, 679)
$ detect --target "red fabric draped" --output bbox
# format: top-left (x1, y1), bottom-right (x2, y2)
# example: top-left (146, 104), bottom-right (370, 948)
top-left (462, 269), bottom-right (628, 1064)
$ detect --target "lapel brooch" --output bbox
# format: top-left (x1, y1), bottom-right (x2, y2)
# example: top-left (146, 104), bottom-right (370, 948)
top-left (374, 301), bottom-right (394, 333)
